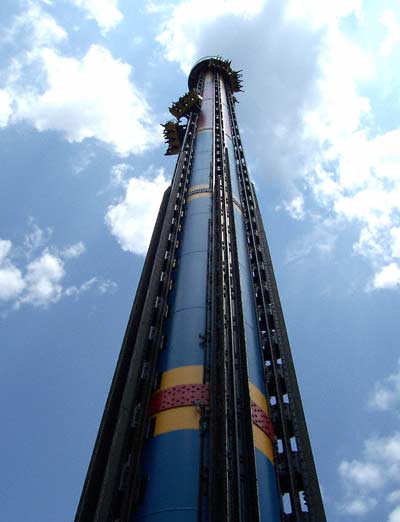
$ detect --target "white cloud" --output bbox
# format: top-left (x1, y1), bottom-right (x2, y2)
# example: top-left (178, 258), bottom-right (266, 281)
top-left (389, 506), bottom-right (400, 522)
top-left (388, 491), bottom-right (400, 504)
top-left (369, 361), bottom-right (400, 411)
top-left (97, 163), bottom-right (133, 196)
top-left (0, 90), bottom-right (12, 127)
top-left (152, 0), bottom-right (266, 73)
top-left (61, 241), bottom-right (86, 259)
top-left (110, 163), bottom-right (132, 186)
top-left (293, 12), bottom-right (400, 292)
top-left (96, 278), bottom-right (118, 294)
top-left (23, 218), bottom-right (52, 255)
top-left (339, 459), bottom-right (383, 491)
top-left (5, 45), bottom-right (160, 155)
top-left (73, 149), bottom-right (95, 175)
top-left (392, 228), bottom-right (400, 258)
top-left (373, 263), bottom-right (400, 290)
top-left (0, 240), bottom-right (12, 264)
top-left (0, 266), bottom-right (26, 301)
top-left (70, 0), bottom-right (123, 32)
top-left (288, 15), bottom-right (400, 291)
top-left (21, 250), bottom-right (65, 307)
top-left (105, 168), bottom-right (169, 255)
top-left (7, 44), bottom-right (160, 155)
top-left (341, 497), bottom-right (377, 516)
top-left (15, 247), bottom-right (116, 308)
top-left (64, 276), bottom-right (117, 297)
top-left (285, 0), bottom-right (362, 29)
top-left (339, 432), bottom-right (400, 516)
top-left (0, 240), bottom-right (26, 301)
top-left (367, 433), bottom-right (400, 468)
top-left (1, 3), bottom-right (159, 156)
top-left (279, 195), bottom-right (305, 220)
top-left (64, 277), bottom-right (96, 297)
top-left (0, 225), bottom-right (114, 310)
top-left (6, 1), bottom-right (68, 47)
top-left (285, 218), bottom-right (337, 265)
top-left (26, 4), bottom-right (67, 45)
top-left (380, 10), bottom-right (400, 57)
top-left (302, 33), bottom-right (372, 151)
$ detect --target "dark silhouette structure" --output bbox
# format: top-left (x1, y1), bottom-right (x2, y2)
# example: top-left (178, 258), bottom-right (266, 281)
top-left (76, 56), bottom-right (326, 522)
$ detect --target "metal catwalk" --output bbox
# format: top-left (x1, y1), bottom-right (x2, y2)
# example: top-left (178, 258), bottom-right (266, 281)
top-left (76, 56), bottom-right (326, 522)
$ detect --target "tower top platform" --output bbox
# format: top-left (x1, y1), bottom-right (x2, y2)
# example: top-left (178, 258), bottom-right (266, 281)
top-left (188, 56), bottom-right (243, 92)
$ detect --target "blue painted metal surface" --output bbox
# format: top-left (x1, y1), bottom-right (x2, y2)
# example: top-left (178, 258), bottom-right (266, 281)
top-left (190, 151), bottom-right (211, 184)
top-left (193, 129), bottom-right (213, 154)
top-left (202, 74), bottom-right (214, 100)
top-left (173, 251), bottom-right (208, 313)
top-left (159, 308), bottom-right (205, 371)
top-left (233, 207), bottom-right (265, 389)
top-left (159, 197), bottom-right (210, 371)
top-left (255, 450), bottom-right (281, 522)
top-left (180, 206), bottom-right (211, 256)
top-left (189, 132), bottom-right (212, 187)
top-left (185, 194), bottom-right (211, 220)
top-left (135, 431), bottom-right (200, 522)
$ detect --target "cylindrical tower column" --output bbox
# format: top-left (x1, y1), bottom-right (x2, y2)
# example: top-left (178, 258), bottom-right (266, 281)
top-left (134, 71), bottom-right (214, 522)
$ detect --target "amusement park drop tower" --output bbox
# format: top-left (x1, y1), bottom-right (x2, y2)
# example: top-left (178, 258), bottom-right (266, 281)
top-left (76, 56), bottom-right (326, 522)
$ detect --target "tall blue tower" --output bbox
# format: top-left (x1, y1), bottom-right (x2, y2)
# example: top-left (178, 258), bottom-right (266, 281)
top-left (75, 57), bottom-right (325, 522)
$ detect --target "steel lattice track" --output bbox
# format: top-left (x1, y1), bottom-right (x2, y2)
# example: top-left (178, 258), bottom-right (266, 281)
top-left (225, 87), bottom-right (326, 522)
top-left (207, 72), bottom-right (261, 522)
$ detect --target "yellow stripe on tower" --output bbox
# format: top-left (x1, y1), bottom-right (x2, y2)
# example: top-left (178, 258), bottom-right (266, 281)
top-left (159, 365), bottom-right (203, 389)
top-left (152, 366), bottom-right (204, 436)
top-left (153, 406), bottom-right (200, 436)
top-left (186, 192), bottom-right (211, 203)
top-left (249, 383), bottom-right (274, 463)
top-left (249, 383), bottom-right (269, 415)
top-left (153, 370), bottom-right (275, 455)
top-left (253, 425), bottom-right (274, 463)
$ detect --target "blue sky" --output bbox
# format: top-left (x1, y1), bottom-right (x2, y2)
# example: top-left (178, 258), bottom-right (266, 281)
top-left (1, 0), bottom-right (400, 520)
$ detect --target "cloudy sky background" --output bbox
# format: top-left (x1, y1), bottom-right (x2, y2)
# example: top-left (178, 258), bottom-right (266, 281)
top-left (1, 0), bottom-right (400, 520)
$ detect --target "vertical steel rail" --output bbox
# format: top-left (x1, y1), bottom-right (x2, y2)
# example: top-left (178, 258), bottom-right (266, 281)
top-left (208, 71), bottom-right (262, 522)
top-left (208, 70), bottom-right (231, 522)
top-left (225, 88), bottom-right (326, 522)
top-left (224, 145), bottom-right (261, 522)
top-left (218, 73), bottom-right (261, 522)
top-left (216, 71), bottom-right (242, 521)
top-left (195, 72), bottom-right (210, 522)
top-left (252, 188), bottom-right (325, 521)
